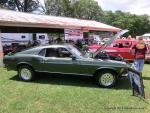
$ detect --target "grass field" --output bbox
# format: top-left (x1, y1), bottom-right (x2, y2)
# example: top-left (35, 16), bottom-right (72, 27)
top-left (0, 65), bottom-right (150, 113)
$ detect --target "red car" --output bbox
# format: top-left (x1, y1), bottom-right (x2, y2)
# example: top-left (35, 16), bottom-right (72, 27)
top-left (89, 39), bottom-right (150, 62)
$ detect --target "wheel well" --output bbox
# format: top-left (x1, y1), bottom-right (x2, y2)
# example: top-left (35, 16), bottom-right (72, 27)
top-left (93, 68), bottom-right (118, 78)
top-left (17, 63), bottom-right (34, 71)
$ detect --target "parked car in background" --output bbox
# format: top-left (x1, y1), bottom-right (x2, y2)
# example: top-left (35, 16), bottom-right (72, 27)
top-left (89, 39), bottom-right (150, 62)
top-left (142, 33), bottom-right (150, 40)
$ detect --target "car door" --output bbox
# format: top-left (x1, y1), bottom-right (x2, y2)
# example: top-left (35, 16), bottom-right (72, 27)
top-left (107, 41), bottom-right (132, 60)
top-left (117, 41), bottom-right (132, 60)
top-left (38, 47), bottom-right (81, 74)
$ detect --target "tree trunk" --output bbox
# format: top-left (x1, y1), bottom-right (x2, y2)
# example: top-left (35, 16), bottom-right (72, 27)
top-left (24, 0), bottom-right (28, 12)
top-left (14, 0), bottom-right (21, 11)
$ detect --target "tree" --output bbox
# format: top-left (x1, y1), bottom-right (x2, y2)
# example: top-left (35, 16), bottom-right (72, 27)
top-left (0, 0), bottom-right (45, 46)
top-left (103, 10), bottom-right (150, 37)
top-left (0, 0), bottom-right (43, 13)
top-left (73, 0), bottom-right (103, 21)
top-left (45, 0), bottom-right (103, 21)
top-left (102, 11), bottom-right (115, 24)
top-left (45, 0), bottom-right (72, 16)
top-left (0, 0), bottom-right (8, 5)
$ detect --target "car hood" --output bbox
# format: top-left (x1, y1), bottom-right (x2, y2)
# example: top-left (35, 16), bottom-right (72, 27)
top-left (80, 56), bottom-right (130, 68)
top-left (93, 29), bottom-right (128, 57)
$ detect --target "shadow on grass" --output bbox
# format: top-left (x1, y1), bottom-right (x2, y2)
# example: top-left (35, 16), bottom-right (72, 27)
top-left (10, 73), bottom-right (130, 90)
top-left (143, 77), bottom-right (150, 81)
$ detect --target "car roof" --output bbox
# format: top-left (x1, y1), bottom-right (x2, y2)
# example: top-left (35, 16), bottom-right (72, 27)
top-left (36, 44), bottom-right (73, 49)
top-left (16, 44), bottom-right (74, 55)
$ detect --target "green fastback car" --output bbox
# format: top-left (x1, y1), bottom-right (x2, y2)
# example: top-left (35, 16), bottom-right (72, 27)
top-left (3, 44), bottom-right (130, 88)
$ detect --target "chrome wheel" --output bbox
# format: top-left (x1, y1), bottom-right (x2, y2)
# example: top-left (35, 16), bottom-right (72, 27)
top-left (99, 73), bottom-right (115, 87)
top-left (20, 68), bottom-right (32, 80)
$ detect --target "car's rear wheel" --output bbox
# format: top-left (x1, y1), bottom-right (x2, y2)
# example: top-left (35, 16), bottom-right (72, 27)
top-left (18, 65), bottom-right (34, 81)
top-left (96, 70), bottom-right (116, 88)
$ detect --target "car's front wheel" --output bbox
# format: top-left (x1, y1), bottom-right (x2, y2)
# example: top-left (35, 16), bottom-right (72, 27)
top-left (96, 70), bottom-right (116, 88)
top-left (18, 65), bottom-right (35, 81)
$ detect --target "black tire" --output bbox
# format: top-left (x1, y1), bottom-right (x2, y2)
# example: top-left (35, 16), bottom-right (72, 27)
top-left (18, 65), bottom-right (35, 81)
top-left (96, 70), bottom-right (116, 88)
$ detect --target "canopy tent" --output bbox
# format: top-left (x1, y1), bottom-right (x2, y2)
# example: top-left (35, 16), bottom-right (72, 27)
top-left (0, 9), bottom-right (121, 33)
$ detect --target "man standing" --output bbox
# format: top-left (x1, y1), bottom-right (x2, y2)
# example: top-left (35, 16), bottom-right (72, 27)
top-left (129, 36), bottom-right (147, 97)
top-left (132, 36), bottom-right (147, 72)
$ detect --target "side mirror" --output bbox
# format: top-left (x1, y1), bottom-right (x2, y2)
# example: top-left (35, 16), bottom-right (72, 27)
top-left (85, 51), bottom-right (93, 58)
top-left (71, 55), bottom-right (76, 60)
top-left (89, 52), bottom-right (94, 58)
top-left (7, 52), bottom-right (12, 56)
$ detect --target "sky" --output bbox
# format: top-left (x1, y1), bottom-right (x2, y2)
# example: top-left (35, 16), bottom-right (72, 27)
top-left (95, 0), bottom-right (150, 15)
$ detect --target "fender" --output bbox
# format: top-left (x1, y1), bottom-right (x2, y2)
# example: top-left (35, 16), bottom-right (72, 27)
top-left (93, 67), bottom-right (119, 76)
top-left (17, 62), bottom-right (34, 70)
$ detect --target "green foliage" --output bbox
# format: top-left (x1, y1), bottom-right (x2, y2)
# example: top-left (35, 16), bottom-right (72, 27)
top-left (45, 0), bottom-right (73, 17)
top-left (0, 0), bottom-right (41, 12)
top-left (1, 0), bottom-right (150, 36)
top-left (45, 0), bottom-right (103, 21)
top-left (103, 10), bottom-right (150, 37)
top-left (73, 0), bottom-right (103, 21)
top-left (45, 0), bottom-right (150, 36)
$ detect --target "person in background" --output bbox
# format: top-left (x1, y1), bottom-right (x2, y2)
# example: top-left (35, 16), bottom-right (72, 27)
top-left (132, 36), bottom-right (147, 73)
top-left (56, 37), bottom-right (62, 44)
top-left (127, 35), bottom-right (132, 40)
top-left (76, 39), bottom-right (82, 49)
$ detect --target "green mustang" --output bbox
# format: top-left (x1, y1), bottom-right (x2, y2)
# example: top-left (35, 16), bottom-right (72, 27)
top-left (3, 44), bottom-right (132, 87)
top-left (4, 30), bottom-right (137, 88)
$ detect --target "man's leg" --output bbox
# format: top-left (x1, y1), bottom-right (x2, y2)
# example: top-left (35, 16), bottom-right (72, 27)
top-left (133, 59), bottom-right (140, 71)
top-left (139, 59), bottom-right (144, 72)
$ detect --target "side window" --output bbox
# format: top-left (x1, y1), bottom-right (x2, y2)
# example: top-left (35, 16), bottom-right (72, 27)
top-left (118, 43), bottom-right (123, 48)
top-left (113, 42), bottom-right (130, 48)
top-left (45, 48), bottom-right (58, 57)
top-left (113, 43), bottom-right (120, 47)
top-left (39, 49), bottom-right (46, 56)
top-left (124, 42), bottom-right (132, 48)
top-left (57, 48), bottom-right (72, 58)
top-left (38, 48), bottom-right (72, 58)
